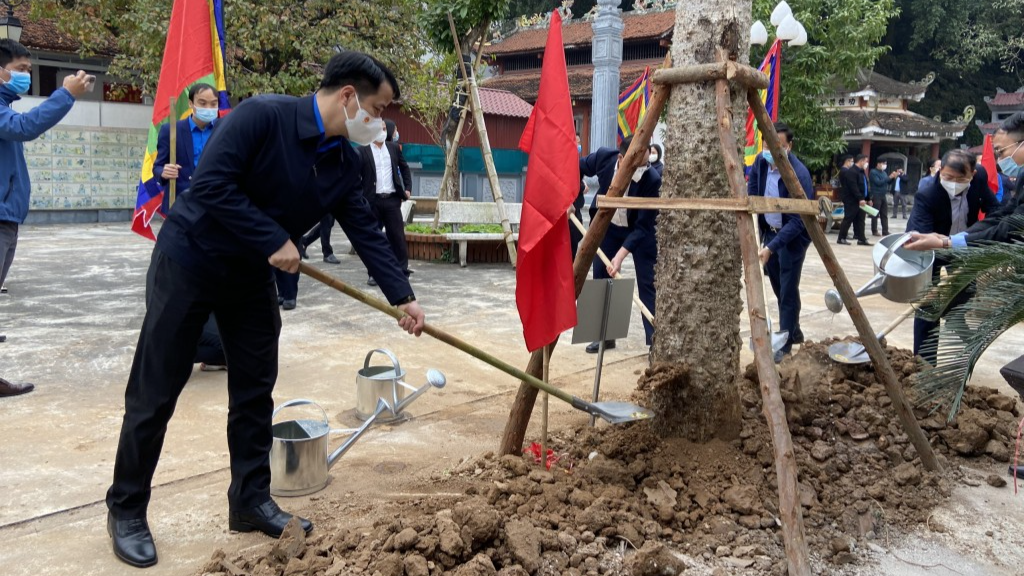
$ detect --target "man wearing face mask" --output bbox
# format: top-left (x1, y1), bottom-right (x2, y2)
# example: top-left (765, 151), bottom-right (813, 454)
top-left (868, 158), bottom-right (892, 236)
top-left (836, 154), bottom-right (871, 245)
top-left (105, 51), bottom-right (426, 569)
top-left (359, 118), bottom-right (412, 286)
top-left (747, 123), bottom-right (813, 363)
top-left (649, 143), bottom-right (665, 176)
top-left (0, 39), bottom-right (89, 379)
top-left (153, 83), bottom-right (220, 215)
top-left (581, 135), bottom-right (660, 353)
top-left (905, 149), bottom-right (998, 364)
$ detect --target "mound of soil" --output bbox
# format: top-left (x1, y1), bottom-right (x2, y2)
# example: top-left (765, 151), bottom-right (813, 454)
top-left (198, 342), bottom-right (1021, 576)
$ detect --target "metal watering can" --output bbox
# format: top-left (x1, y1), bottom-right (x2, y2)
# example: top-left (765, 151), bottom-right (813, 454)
top-left (825, 233), bottom-right (935, 313)
top-left (356, 349), bottom-right (445, 423)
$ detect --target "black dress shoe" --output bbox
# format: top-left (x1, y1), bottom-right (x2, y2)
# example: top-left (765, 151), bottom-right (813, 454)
top-left (367, 277), bottom-right (378, 287)
top-left (837, 239), bottom-right (850, 245)
top-left (1009, 464), bottom-right (1024, 478)
top-left (323, 254), bottom-right (340, 264)
top-left (404, 269), bottom-right (414, 277)
top-left (0, 377), bottom-right (34, 397)
top-left (857, 240), bottom-right (872, 246)
top-left (108, 514), bottom-right (158, 568)
top-left (585, 340), bottom-right (616, 354)
top-left (282, 299), bottom-right (296, 311)
top-left (0, 334), bottom-right (6, 343)
top-left (790, 329), bottom-right (805, 344)
top-left (229, 500), bottom-right (312, 538)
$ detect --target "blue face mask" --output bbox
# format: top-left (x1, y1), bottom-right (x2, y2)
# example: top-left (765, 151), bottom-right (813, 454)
top-left (577, 145), bottom-right (582, 154)
top-left (762, 150), bottom-right (774, 165)
top-left (2, 69), bottom-right (31, 95)
top-left (998, 142), bottom-right (1024, 178)
top-left (193, 107), bottom-right (218, 124)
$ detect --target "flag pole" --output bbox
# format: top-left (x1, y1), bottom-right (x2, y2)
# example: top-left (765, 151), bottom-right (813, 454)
top-left (168, 97), bottom-right (177, 209)
top-left (541, 343), bottom-right (550, 468)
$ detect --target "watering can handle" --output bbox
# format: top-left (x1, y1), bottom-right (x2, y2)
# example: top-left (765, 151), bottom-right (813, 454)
top-left (363, 348), bottom-right (402, 376)
top-left (877, 232), bottom-right (914, 274)
top-left (272, 398), bottom-right (329, 427)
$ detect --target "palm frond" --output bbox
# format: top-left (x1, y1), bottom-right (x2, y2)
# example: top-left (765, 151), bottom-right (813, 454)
top-left (913, 279), bottom-right (1024, 420)
top-left (917, 233), bottom-right (1024, 322)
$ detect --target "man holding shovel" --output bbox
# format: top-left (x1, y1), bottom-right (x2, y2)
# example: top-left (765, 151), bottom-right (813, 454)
top-left (106, 51), bottom-right (425, 568)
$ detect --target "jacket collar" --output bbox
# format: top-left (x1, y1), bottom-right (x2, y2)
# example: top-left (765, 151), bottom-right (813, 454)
top-left (0, 86), bottom-right (19, 106)
top-left (296, 94), bottom-right (323, 141)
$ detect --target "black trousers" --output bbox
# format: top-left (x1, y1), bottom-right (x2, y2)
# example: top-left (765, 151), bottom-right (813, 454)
top-left (892, 192), bottom-right (909, 219)
top-left (107, 249), bottom-right (281, 519)
top-left (569, 207), bottom-right (584, 261)
top-left (762, 230), bottom-right (808, 354)
top-left (274, 269), bottom-right (299, 301)
top-left (195, 315), bottom-right (226, 365)
top-left (837, 198), bottom-right (867, 241)
top-left (592, 224), bottom-right (656, 345)
top-left (301, 215), bottom-right (334, 257)
top-left (371, 195), bottom-right (409, 273)
top-left (870, 193), bottom-right (889, 235)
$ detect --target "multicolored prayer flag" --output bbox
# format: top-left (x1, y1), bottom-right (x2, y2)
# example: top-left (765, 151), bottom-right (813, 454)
top-left (617, 67), bottom-right (651, 143)
top-left (743, 39), bottom-right (782, 173)
top-left (131, 0), bottom-right (230, 240)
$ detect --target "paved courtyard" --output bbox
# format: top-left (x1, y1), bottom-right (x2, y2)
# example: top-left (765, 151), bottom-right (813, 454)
top-left (1, 218), bottom-right (1022, 575)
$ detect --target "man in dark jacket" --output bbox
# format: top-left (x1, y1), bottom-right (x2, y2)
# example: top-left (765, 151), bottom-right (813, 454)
top-left (153, 83), bottom-right (219, 215)
top-left (868, 158), bottom-right (893, 236)
top-left (904, 149), bottom-right (999, 364)
top-left (0, 39), bottom-right (89, 393)
top-left (747, 122), bottom-right (813, 362)
top-left (581, 135), bottom-right (660, 353)
top-left (105, 51), bottom-right (426, 569)
top-left (836, 154), bottom-right (870, 245)
top-left (360, 118), bottom-right (413, 286)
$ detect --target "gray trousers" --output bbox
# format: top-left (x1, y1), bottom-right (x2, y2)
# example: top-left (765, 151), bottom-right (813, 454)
top-left (0, 221), bottom-right (17, 287)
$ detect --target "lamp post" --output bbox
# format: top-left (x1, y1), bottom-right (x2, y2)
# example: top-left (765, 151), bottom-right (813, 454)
top-left (0, 0), bottom-right (25, 43)
top-left (751, 1), bottom-right (806, 48)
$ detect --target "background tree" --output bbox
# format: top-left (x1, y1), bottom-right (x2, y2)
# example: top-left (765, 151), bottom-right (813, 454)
top-left (750, 0), bottom-right (898, 172)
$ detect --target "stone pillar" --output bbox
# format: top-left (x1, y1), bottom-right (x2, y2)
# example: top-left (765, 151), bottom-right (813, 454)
top-left (861, 140), bottom-right (872, 157)
top-left (930, 142), bottom-right (940, 160)
top-left (590, 0), bottom-right (624, 151)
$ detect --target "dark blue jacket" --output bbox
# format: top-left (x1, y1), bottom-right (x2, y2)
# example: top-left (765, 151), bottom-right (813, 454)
top-left (581, 148), bottom-right (660, 254)
top-left (156, 94), bottom-right (413, 304)
top-left (907, 166), bottom-right (999, 235)
top-left (153, 118), bottom-right (215, 213)
top-left (0, 86), bottom-right (76, 224)
top-left (747, 152), bottom-right (812, 253)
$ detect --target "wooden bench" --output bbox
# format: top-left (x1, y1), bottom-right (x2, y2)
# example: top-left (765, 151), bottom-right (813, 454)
top-left (437, 201), bottom-right (522, 267)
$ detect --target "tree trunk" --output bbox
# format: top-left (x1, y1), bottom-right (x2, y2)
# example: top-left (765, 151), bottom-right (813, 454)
top-left (648, 1), bottom-right (750, 441)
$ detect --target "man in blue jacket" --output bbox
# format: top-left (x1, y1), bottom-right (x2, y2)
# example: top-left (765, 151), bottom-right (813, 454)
top-left (747, 122), bottom-right (813, 363)
top-left (0, 39), bottom-right (89, 396)
top-left (582, 135), bottom-right (660, 353)
top-left (105, 51), bottom-right (427, 568)
top-left (152, 82), bottom-right (219, 215)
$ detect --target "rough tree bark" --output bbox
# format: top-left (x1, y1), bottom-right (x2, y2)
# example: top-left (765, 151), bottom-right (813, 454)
top-left (648, 1), bottom-right (750, 441)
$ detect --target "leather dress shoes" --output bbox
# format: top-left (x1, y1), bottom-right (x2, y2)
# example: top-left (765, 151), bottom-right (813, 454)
top-left (282, 299), bottom-right (297, 311)
top-left (108, 513), bottom-right (158, 568)
top-left (585, 340), bottom-right (616, 354)
top-left (857, 240), bottom-right (872, 246)
top-left (367, 277), bottom-right (378, 287)
top-left (837, 239), bottom-right (850, 245)
top-left (0, 377), bottom-right (34, 397)
top-left (323, 254), bottom-right (340, 264)
top-left (229, 500), bottom-right (313, 538)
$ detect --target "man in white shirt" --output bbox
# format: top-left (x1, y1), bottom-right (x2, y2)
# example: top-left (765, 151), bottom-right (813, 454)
top-left (359, 119), bottom-right (412, 286)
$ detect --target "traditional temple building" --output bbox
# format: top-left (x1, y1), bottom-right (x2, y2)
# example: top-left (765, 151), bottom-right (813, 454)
top-left (827, 69), bottom-right (969, 188)
top-left (977, 87), bottom-right (1024, 136)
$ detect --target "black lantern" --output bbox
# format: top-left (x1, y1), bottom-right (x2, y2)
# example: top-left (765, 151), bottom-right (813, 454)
top-left (0, 1), bottom-right (24, 43)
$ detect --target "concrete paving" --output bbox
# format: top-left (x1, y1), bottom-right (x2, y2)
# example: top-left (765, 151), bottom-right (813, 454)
top-left (1, 217), bottom-right (1022, 575)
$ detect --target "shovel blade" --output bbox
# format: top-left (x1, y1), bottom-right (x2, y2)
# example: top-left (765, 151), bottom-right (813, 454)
top-left (573, 399), bottom-right (655, 424)
top-left (749, 330), bottom-right (790, 355)
top-left (828, 341), bottom-right (870, 365)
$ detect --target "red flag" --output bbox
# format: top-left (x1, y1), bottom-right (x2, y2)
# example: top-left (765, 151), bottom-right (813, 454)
top-left (516, 10), bottom-right (579, 352)
top-left (979, 134), bottom-right (1000, 220)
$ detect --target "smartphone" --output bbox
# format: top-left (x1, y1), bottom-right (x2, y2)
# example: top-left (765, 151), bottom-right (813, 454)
top-left (84, 75), bottom-right (96, 92)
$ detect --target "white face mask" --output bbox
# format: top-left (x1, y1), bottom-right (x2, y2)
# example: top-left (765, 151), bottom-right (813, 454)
top-left (632, 166), bottom-right (648, 183)
top-left (649, 153), bottom-right (658, 163)
top-left (392, 131), bottom-right (400, 142)
top-left (941, 179), bottom-right (969, 199)
top-left (373, 129), bottom-right (387, 144)
top-left (344, 93), bottom-right (384, 146)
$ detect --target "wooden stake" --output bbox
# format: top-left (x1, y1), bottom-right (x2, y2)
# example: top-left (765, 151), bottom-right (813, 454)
top-left (498, 53), bottom-right (673, 456)
top-left (713, 50), bottom-right (810, 576)
top-left (168, 97), bottom-right (177, 209)
top-left (746, 89), bottom-right (942, 473)
top-left (652, 62), bottom-right (769, 90)
top-left (541, 344), bottom-right (550, 468)
top-left (568, 212), bottom-right (655, 325)
top-left (597, 196), bottom-right (819, 215)
top-left (448, 13), bottom-right (517, 265)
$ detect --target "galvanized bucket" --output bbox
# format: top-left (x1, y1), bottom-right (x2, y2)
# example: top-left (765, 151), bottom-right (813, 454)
top-left (356, 349), bottom-right (416, 423)
top-left (269, 399), bottom-right (331, 497)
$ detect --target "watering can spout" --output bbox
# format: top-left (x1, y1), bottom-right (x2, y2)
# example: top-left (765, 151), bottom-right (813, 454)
top-left (393, 369), bottom-right (447, 414)
top-left (327, 398), bottom-right (391, 470)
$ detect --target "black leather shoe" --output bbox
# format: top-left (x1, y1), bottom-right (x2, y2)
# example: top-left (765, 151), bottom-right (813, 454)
top-left (367, 277), bottom-right (378, 287)
top-left (282, 299), bottom-right (296, 311)
top-left (108, 514), bottom-right (158, 568)
top-left (585, 340), bottom-right (616, 354)
top-left (229, 500), bottom-right (312, 538)
top-left (0, 377), bottom-right (34, 397)
top-left (1009, 465), bottom-right (1024, 478)
top-left (790, 329), bottom-right (805, 344)
top-left (323, 254), bottom-right (340, 264)
top-left (837, 239), bottom-right (850, 245)
top-left (857, 240), bottom-right (872, 246)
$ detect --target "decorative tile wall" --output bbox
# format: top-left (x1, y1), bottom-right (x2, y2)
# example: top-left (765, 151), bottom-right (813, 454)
top-left (23, 127), bottom-right (148, 211)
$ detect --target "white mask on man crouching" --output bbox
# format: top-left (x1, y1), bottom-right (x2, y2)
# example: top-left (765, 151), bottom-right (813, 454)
top-left (373, 129), bottom-right (387, 144)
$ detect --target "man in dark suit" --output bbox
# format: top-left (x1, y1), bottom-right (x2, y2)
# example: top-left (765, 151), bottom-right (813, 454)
top-left (747, 122), bottom-right (813, 363)
top-left (152, 83), bottom-right (219, 216)
top-left (836, 153), bottom-right (870, 245)
top-left (360, 118), bottom-right (412, 286)
top-left (582, 135), bottom-right (660, 353)
top-left (905, 149), bottom-right (999, 364)
top-left (105, 52), bottom-right (426, 569)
